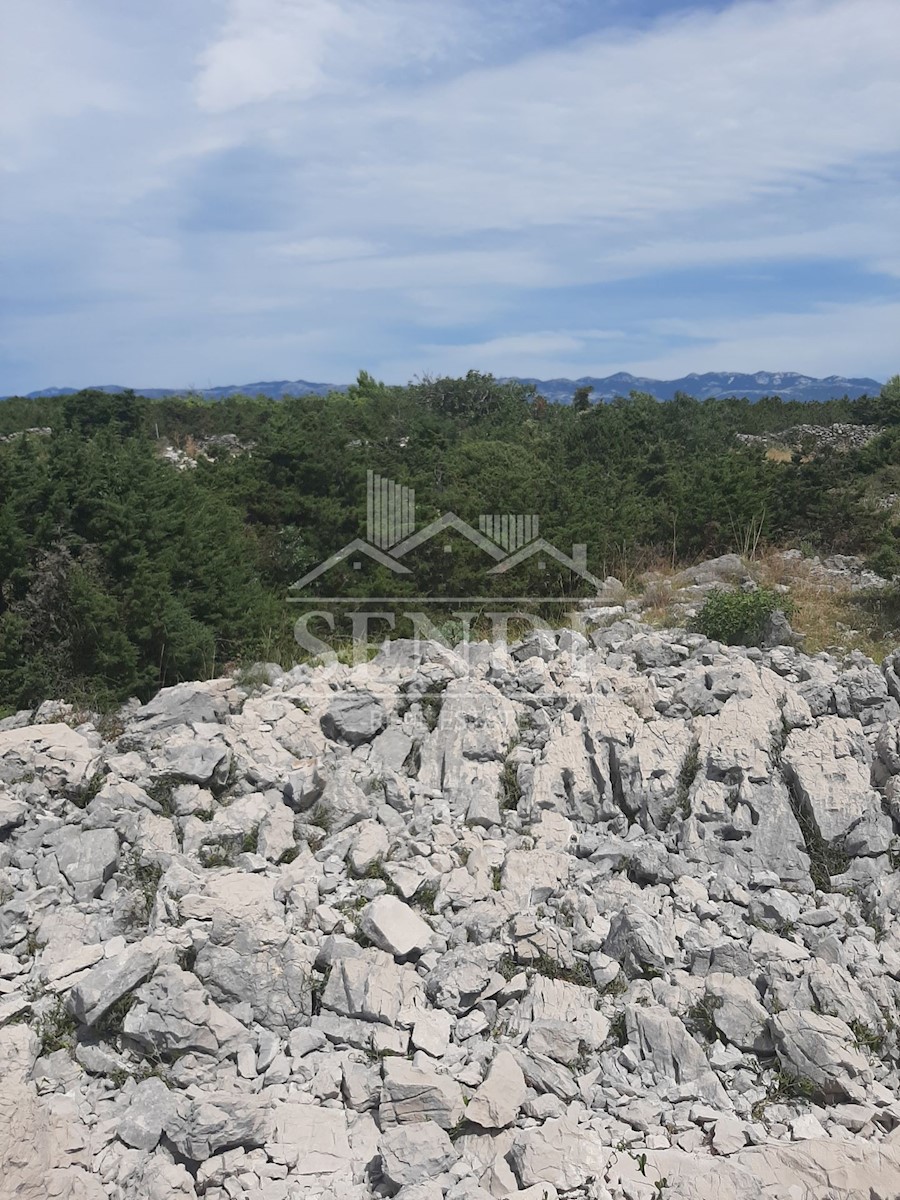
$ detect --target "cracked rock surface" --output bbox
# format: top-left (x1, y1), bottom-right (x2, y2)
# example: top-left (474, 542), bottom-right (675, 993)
top-left (4, 625), bottom-right (900, 1197)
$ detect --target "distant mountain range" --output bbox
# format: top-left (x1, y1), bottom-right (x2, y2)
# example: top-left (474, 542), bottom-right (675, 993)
top-left (502, 371), bottom-right (884, 404)
top-left (4, 371), bottom-right (884, 405)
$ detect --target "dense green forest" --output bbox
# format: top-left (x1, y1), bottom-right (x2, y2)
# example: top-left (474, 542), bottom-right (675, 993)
top-left (2, 372), bottom-right (900, 714)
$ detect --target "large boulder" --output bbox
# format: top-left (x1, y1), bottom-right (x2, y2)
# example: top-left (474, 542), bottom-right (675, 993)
top-left (320, 691), bottom-right (388, 746)
top-left (770, 1009), bottom-right (872, 1101)
top-left (320, 948), bottom-right (423, 1025)
top-left (704, 973), bottom-right (773, 1054)
top-left (627, 1005), bottom-right (731, 1109)
top-left (116, 1076), bottom-right (176, 1152)
top-left (0, 1079), bottom-right (105, 1200)
top-left (122, 963), bottom-right (247, 1057)
top-left (52, 828), bottom-right (119, 901)
top-left (194, 937), bottom-right (315, 1035)
top-left (604, 903), bottom-right (677, 978)
top-left (379, 1059), bottom-right (464, 1129)
top-left (358, 896), bottom-right (434, 960)
top-left (783, 716), bottom-right (880, 843)
top-left (0, 724), bottom-right (98, 791)
top-left (465, 1048), bottom-right (527, 1129)
top-left (268, 1103), bottom-right (354, 1175)
top-left (379, 1121), bottom-right (458, 1189)
top-left (165, 1091), bottom-right (274, 1162)
top-left (509, 1116), bottom-right (610, 1192)
top-left (68, 938), bottom-right (162, 1026)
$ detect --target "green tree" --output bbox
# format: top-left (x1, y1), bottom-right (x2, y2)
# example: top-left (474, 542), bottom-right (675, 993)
top-left (572, 384), bottom-right (593, 412)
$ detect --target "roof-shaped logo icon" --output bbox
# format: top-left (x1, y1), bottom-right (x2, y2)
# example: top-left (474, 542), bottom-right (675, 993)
top-left (289, 471), bottom-right (602, 593)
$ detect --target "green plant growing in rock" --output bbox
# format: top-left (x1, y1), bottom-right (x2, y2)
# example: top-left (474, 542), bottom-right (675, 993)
top-left (240, 825), bottom-right (260, 855)
top-left (617, 1145), bottom-right (668, 1197)
top-left (66, 768), bottom-right (106, 810)
top-left (789, 799), bottom-right (850, 892)
top-left (676, 740), bottom-right (700, 818)
top-left (94, 992), bottom-right (137, 1040)
top-left (307, 803), bottom-right (333, 834)
top-left (850, 1019), bottom-right (885, 1055)
top-left (499, 760), bottom-right (522, 811)
top-left (608, 1011), bottom-right (628, 1046)
top-left (447, 1117), bottom-right (474, 1143)
top-left (361, 860), bottom-right (399, 895)
top-left (686, 994), bottom-right (723, 1043)
top-left (692, 587), bottom-right (791, 647)
top-left (531, 953), bottom-right (593, 987)
top-left (602, 972), bottom-right (628, 997)
top-left (497, 953), bottom-right (519, 982)
top-left (36, 997), bottom-right (78, 1055)
top-left (95, 709), bottom-right (127, 742)
top-left (751, 1068), bottom-right (817, 1119)
top-left (118, 848), bottom-right (164, 929)
top-left (412, 881), bottom-right (439, 914)
top-left (234, 663), bottom-right (274, 692)
top-left (108, 1052), bottom-right (170, 1088)
top-left (144, 776), bottom-right (179, 817)
top-left (201, 843), bottom-right (235, 869)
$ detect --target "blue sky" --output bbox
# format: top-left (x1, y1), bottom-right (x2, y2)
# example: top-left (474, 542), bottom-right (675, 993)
top-left (1, 0), bottom-right (898, 393)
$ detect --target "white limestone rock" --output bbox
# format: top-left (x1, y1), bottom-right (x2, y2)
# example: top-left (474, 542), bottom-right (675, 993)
top-left (358, 895), bottom-right (435, 960)
top-left (67, 938), bottom-right (162, 1025)
top-left (379, 1121), bottom-right (458, 1189)
top-left (770, 1009), bottom-right (872, 1101)
top-left (321, 948), bottom-right (423, 1025)
top-left (165, 1091), bottom-right (274, 1162)
top-left (508, 1116), bottom-right (609, 1192)
top-left (465, 1049), bottom-right (527, 1130)
top-left (783, 716), bottom-right (880, 843)
top-left (380, 1058), bottom-right (464, 1129)
top-left (628, 1005), bottom-right (732, 1109)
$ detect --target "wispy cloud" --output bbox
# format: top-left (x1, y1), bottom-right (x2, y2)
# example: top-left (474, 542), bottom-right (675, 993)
top-left (0, 0), bottom-right (897, 391)
top-left (629, 300), bottom-right (900, 379)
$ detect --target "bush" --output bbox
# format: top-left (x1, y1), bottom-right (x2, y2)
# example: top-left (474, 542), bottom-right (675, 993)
top-left (692, 587), bottom-right (791, 646)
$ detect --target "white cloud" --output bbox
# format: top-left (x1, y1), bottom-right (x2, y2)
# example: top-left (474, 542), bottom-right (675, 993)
top-left (419, 329), bottom-right (626, 370)
top-left (628, 300), bottom-right (900, 380)
top-left (0, 2), bottom-right (123, 166)
top-left (2, 0), bottom-right (899, 390)
top-left (278, 236), bottom-right (383, 261)
top-left (194, 0), bottom-right (476, 112)
top-left (317, 0), bottom-right (900, 237)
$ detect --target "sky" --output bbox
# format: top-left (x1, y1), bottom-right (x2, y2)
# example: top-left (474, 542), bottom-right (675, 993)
top-left (1, 0), bottom-right (898, 393)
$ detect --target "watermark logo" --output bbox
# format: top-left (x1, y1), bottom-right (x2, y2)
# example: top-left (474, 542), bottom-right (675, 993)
top-left (289, 470), bottom-right (613, 665)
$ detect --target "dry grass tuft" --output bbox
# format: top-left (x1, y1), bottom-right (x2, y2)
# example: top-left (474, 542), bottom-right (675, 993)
top-left (753, 551), bottom-right (894, 659)
top-left (631, 547), bottom-right (899, 660)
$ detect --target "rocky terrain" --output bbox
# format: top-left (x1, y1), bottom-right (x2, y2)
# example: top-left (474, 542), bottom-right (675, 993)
top-left (734, 423), bottom-right (882, 453)
top-left (5, 619), bottom-right (900, 1198)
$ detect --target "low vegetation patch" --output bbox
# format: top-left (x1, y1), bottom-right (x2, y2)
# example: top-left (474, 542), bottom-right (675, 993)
top-left (36, 997), bottom-right (78, 1056)
top-left (692, 587), bottom-right (790, 646)
top-left (119, 847), bottom-right (164, 929)
top-left (751, 1068), bottom-right (817, 1119)
top-left (499, 760), bottom-right (522, 811)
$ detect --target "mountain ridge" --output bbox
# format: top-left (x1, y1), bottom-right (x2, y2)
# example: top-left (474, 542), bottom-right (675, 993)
top-left (3, 370), bottom-right (884, 404)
